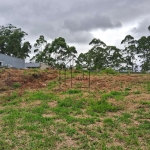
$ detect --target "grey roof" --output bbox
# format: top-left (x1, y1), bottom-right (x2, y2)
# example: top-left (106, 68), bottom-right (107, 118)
top-left (25, 63), bottom-right (40, 68)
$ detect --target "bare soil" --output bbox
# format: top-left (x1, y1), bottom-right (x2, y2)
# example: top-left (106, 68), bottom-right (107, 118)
top-left (1, 68), bottom-right (150, 94)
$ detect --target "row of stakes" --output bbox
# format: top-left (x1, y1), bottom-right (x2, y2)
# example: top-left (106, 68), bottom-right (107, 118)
top-left (76, 77), bottom-right (88, 80)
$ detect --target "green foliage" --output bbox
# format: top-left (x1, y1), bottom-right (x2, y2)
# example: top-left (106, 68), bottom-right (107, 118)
top-left (27, 91), bottom-right (57, 101)
top-left (137, 36), bottom-right (150, 71)
top-left (101, 91), bottom-right (128, 101)
top-left (139, 121), bottom-right (150, 130)
top-left (67, 89), bottom-right (81, 94)
top-left (117, 113), bottom-right (132, 124)
top-left (133, 90), bottom-right (141, 94)
top-left (0, 140), bottom-right (12, 150)
top-left (76, 39), bottom-right (123, 71)
top-left (57, 97), bottom-right (85, 110)
top-left (88, 99), bottom-right (120, 114)
top-left (12, 82), bottom-right (21, 88)
top-left (147, 82), bottom-right (150, 93)
top-left (0, 24), bottom-right (31, 58)
top-left (4, 92), bottom-right (19, 101)
top-left (103, 118), bottom-right (117, 128)
top-left (47, 80), bottom-right (58, 89)
top-left (31, 36), bottom-right (77, 67)
top-left (65, 127), bottom-right (76, 136)
top-left (78, 117), bottom-right (95, 125)
top-left (0, 68), bottom-right (5, 73)
top-left (140, 101), bottom-right (150, 105)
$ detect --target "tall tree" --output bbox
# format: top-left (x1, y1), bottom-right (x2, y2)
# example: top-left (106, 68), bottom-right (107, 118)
top-left (148, 26), bottom-right (150, 32)
top-left (31, 37), bottom-right (77, 68)
top-left (34, 35), bottom-right (47, 53)
top-left (0, 24), bottom-right (31, 59)
top-left (89, 38), bottom-right (108, 70)
top-left (76, 52), bottom-right (91, 69)
top-left (106, 46), bottom-right (123, 70)
top-left (137, 36), bottom-right (150, 71)
top-left (121, 35), bottom-right (137, 72)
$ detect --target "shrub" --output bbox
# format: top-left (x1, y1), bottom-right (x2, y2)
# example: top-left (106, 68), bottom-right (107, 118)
top-left (13, 82), bottom-right (21, 88)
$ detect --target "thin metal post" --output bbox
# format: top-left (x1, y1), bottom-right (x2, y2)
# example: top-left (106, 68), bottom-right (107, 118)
top-left (71, 66), bottom-right (72, 88)
top-left (83, 71), bottom-right (84, 80)
top-left (89, 68), bottom-right (90, 88)
top-left (65, 68), bottom-right (66, 85)
top-left (59, 69), bottom-right (61, 89)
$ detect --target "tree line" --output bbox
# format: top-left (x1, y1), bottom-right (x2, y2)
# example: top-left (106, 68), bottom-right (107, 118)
top-left (0, 24), bottom-right (150, 71)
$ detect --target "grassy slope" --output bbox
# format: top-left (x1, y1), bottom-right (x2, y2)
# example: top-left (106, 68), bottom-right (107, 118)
top-left (0, 72), bottom-right (150, 150)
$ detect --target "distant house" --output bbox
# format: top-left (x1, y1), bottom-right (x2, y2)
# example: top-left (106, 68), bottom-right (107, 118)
top-left (25, 62), bottom-right (50, 70)
top-left (0, 54), bottom-right (25, 69)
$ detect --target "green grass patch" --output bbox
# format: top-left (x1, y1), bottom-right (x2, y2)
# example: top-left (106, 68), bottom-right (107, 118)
top-left (27, 91), bottom-right (58, 101)
top-left (101, 91), bottom-right (128, 101)
top-left (147, 82), bottom-right (150, 93)
top-left (87, 99), bottom-right (120, 114)
top-left (67, 89), bottom-right (81, 94)
top-left (47, 80), bottom-right (58, 89)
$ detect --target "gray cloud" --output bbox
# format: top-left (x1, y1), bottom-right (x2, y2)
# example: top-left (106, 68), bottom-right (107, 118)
top-left (63, 15), bottom-right (122, 32)
top-left (130, 18), bottom-right (150, 39)
top-left (0, 0), bottom-right (150, 46)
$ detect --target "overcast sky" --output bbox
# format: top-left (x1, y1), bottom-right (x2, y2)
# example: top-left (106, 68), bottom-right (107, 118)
top-left (1, 0), bottom-right (150, 61)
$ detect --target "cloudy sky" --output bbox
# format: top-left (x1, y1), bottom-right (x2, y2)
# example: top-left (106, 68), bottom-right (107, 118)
top-left (1, 0), bottom-right (150, 61)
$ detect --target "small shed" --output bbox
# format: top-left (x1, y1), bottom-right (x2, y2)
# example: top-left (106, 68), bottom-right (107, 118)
top-left (25, 62), bottom-right (50, 70)
top-left (25, 63), bottom-right (40, 68)
top-left (0, 54), bottom-right (25, 69)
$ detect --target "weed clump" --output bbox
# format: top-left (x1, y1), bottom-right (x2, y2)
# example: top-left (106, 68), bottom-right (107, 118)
top-left (67, 89), bottom-right (81, 94)
top-left (13, 82), bottom-right (21, 88)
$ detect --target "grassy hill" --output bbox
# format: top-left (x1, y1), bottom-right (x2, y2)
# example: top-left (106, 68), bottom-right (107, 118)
top-left (0, 69), bottom-right (150, 150)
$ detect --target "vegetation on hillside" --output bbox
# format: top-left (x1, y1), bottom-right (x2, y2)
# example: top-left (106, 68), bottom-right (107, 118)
top-left (0, 68), bottom-right (150, 149)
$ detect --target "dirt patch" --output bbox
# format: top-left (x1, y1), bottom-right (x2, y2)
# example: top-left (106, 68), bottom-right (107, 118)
top-left (56, 134), bottom-right (77, 150)
top-left (0, 69), bottom-right (57, 92)
top-left (42, 112), bottom-right (56, 118)
top-left (48, 101), bottom-right (57, 108)
top-left (125, 94), bottom-right (150, 101)
top-left (1, 69), bottom-right (150, 97)
top-left (60, 73), bottom-right (150, 93)
top-left (20, 100), bottom-right (41, 108)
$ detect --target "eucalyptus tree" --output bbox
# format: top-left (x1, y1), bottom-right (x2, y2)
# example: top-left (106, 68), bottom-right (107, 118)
top-left (121, 35), bottom-right (137, 72)
top-left (148, 26), bottom-right (150, 32)
top-left (0, 24), bottom-right (31, 59)
top-left (31, 35), bottom-right (48, 63)
top-left (137, 36), bottom-right (150, 71)
top-left (67, 46), bottom-right (77, 60)
top-left (49, 37), bottom-right (68, 67)
top-left (31, 42), bottom-right (55, 66)
top-left (31, 37), bottom-right (77, 68)
top-left (76, 52), bottom-right (92, 69)
top-left (34, 35), bottom-right (47, 53)
top-left (136, 26), bottom-right (150, 71)
top-left (89, 38), bottom-right (108, 70)
top-left (106, 46), bottom-right (123, 70)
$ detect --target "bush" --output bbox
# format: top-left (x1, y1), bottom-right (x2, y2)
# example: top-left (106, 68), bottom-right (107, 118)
top-left (13, 82), bottom-right (21, 88)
